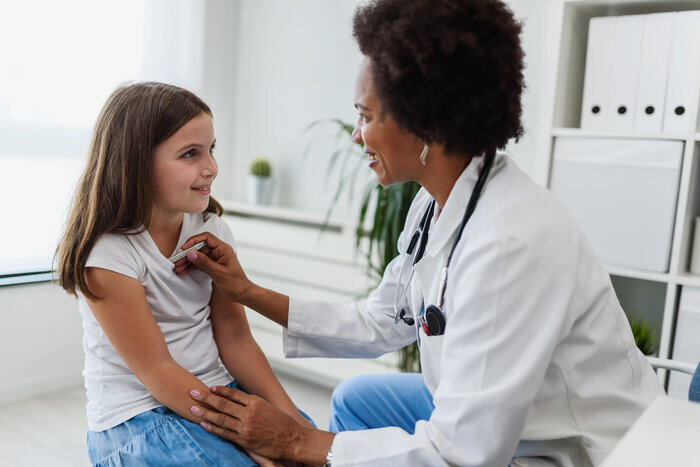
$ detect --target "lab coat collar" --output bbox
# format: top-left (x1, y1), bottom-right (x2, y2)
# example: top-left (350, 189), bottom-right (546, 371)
top-left (424, 152), bottom-right (506, 258)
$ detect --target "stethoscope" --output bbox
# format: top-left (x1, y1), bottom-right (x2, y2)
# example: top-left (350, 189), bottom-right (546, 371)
top-left (393, 150), bottom-right (496, 336)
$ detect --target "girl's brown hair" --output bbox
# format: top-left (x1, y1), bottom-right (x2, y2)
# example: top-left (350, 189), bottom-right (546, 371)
top-left (56, 81), bottom-right (223, 300)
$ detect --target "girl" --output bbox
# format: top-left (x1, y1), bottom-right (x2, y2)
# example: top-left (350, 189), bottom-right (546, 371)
top-left (57, 82), bottom-right (310, 466)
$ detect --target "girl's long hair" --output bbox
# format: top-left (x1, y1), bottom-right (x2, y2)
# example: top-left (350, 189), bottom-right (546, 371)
top-left (56, 82), bottom-right (223, 300)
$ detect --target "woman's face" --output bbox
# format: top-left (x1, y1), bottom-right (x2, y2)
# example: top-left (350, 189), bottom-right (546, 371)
top-left (352, 59), bottom-right (424, 187)
top-left (152, 112), bottom-right (218, 218)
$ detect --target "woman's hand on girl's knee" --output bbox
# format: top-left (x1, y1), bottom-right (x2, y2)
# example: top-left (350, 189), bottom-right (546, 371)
top-left (189, 385), bottom-right (304, 461)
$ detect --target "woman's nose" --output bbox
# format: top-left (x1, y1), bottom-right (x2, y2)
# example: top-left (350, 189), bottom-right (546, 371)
top-left (351, 118), bottom-right (363, 145)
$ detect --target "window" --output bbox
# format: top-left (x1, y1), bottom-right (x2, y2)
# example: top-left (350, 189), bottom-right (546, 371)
top-left (0, 0), bottom-right (206, 285)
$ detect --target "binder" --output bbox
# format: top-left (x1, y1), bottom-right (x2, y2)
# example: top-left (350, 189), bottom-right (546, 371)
top-left (633, 12), bottom-right (674, 133)
top-left (663, 11), bottom-right (700, 134)
top-left (607, 15), bottom-right (644, 132)
top-left (550, 137), bottom-right (683, 272)
top-left (580, 17), bottom-right (616, 130)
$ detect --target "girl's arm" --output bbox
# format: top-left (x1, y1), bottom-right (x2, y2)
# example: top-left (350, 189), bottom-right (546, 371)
top-left (84, 267), bottom-right (214, 424)
top-left (209, 285), bottom-right (309, 425)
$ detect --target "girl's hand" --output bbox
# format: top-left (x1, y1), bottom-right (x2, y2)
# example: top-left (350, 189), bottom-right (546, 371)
top-left (245, 449), bottom-right (283, 467)
top-left (175, 232), bottom-right (252, 302)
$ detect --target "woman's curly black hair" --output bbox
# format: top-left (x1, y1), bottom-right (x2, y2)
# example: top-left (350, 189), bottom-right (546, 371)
top-left (353, 0), bottom-right (525, 157)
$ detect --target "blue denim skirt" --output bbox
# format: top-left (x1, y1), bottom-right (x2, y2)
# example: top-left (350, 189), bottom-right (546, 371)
top-left (87, 381), bottom-right (313, 466)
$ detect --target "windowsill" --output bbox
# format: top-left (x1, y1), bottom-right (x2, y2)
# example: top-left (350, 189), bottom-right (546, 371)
top-left (0, 271), bottom-right (54, 287)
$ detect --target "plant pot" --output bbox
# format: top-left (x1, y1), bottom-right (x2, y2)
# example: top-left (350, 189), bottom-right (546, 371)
top-left (246, 175), bottom-right (273, 205)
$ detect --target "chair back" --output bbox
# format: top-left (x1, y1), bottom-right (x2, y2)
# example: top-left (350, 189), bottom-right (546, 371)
top-left (646, 356), bottom-right (700, 402)
top-left (689, 362), bottom-right (700, 403)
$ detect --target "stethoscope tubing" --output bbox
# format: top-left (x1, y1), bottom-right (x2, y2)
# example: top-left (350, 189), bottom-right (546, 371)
top-left (392, 150), bottom-right (496, 331)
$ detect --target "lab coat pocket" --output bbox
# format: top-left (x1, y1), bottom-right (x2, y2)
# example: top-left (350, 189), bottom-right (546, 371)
top-left (418, 328), bottom-right (445, 384)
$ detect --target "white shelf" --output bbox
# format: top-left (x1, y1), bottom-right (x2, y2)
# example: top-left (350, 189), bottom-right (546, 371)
top-left (606, 265), bottom-right (670, 283)
top-left (219, 199), bottom-right (355, 230)
top-left (542, 0), bottom-right (700, 369)
top-left (674, 273), bottom-right (700, 288)
top-left (551, 127), bottom-right (693, 141)
top-left (609, 268), bottom-right (700, 289)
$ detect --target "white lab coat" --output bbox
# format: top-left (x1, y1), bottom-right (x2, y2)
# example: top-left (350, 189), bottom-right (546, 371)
top-left (284, 154), bottom-right (663, 466)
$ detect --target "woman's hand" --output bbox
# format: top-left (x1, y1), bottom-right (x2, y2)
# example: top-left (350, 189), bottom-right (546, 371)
top-left (189, 386), bottom-right (334, 464)
top-left (174, 232), bottom-right (251, 301)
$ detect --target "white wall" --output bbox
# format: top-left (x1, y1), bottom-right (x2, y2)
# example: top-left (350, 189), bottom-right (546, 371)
top-left (227, 0), bottom-right (366, 218)
top-left (0, 282), bottom-right (83, 405)
top-left (505, 0), bottom-right (557, 177)
top-left (199, 0), bottom-right (239, 205)
top-left (223, 0), bottom-right (559, 218)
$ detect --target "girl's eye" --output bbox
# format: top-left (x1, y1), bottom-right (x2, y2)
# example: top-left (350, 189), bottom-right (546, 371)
top-left (181, 149), bottom-right (196, 159)
top-left (209, 143), bottom-right (216, 154)
top-left (359, 113), bottom-right (369, 123)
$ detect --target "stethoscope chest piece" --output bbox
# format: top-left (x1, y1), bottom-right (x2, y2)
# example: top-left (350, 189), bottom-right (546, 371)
top-left (423, 304), bottom-right (446, 336)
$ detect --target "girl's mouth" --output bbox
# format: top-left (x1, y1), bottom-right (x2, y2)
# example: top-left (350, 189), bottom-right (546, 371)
top-left (192, 185), bottom-right (211, 195)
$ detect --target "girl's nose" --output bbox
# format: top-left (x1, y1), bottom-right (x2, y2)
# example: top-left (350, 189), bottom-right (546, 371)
top-left (201, 153), bottom-right (218, 178)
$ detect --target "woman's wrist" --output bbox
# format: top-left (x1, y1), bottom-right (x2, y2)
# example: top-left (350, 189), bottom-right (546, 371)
top-left (234, 279), bottom-right (257, 306)
top-left (288, 426), bottom-right (336, 465)
top-left (241, 284), bottom-right (290, 328)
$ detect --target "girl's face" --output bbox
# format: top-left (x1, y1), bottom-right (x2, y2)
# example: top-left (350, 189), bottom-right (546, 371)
top-left (351, 58), bottom-right (424, 187)
top-left (152, 112), bottom-right (218, 218)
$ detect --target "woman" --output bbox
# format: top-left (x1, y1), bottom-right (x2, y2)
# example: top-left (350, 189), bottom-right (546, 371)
top-left (180, 0), bottom-right (663, 465)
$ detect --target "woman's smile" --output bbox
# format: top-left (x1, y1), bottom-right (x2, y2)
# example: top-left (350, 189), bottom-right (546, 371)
top-left (366, 150), bottom-right (379, 168)
top-left (352, 59), bottom-right (426, 187)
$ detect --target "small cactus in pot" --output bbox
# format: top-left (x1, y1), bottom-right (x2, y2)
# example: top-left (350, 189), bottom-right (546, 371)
top-left (247, 157), bottom-right (274, 205)
top-left (250, 158), bottom-right (272, 177)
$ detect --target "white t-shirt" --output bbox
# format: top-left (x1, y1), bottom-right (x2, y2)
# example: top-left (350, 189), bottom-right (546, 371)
top-left (78, 212), bottom-right (235, 431)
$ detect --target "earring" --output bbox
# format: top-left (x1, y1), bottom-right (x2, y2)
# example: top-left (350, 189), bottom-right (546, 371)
top-left (419, 143), bottom-right (429, 166)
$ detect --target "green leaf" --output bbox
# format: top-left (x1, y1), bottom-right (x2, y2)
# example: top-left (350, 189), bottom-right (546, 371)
top-left (628, 317), bottom-right (657, 356)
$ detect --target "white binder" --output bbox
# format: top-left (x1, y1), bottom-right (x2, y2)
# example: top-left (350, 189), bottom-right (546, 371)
top-left (550, 137), bottom-right (683, 272)
top-left (580, 17), bottom-right (616, 130)
top-left (633, 12), bottom-right (674, 133)
top-left (607, 15), bottom-right (644, 131)
top-left (663, 11), bottom-right (700, 134)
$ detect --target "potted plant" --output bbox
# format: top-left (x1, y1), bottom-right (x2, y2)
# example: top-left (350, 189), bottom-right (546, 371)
top-left (247, 157), bottom-right (273, 205)
top-left (628, 316), bottom-right (657, 356)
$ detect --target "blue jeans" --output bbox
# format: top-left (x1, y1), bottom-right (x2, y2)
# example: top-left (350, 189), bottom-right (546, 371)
top-left (329, 373), bottom-right (434, 434)
top-left (87, 381), bottom-right (314, 466)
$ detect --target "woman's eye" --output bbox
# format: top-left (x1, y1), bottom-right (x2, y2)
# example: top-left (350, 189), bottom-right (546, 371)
top-left (359, 113), bottom-right (369, 123)
top-left (209, 143), bottom-right (216, 154)
top-left (181, 149), bottom-right (196, 159)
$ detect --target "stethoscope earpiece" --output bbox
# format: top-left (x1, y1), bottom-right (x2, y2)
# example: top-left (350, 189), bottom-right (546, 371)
top-left (398, 309), bottom-right (415, 326)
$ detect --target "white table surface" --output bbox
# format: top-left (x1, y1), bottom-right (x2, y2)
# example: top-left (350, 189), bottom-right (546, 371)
top-left (601, 395), bottom-right (700, 466)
